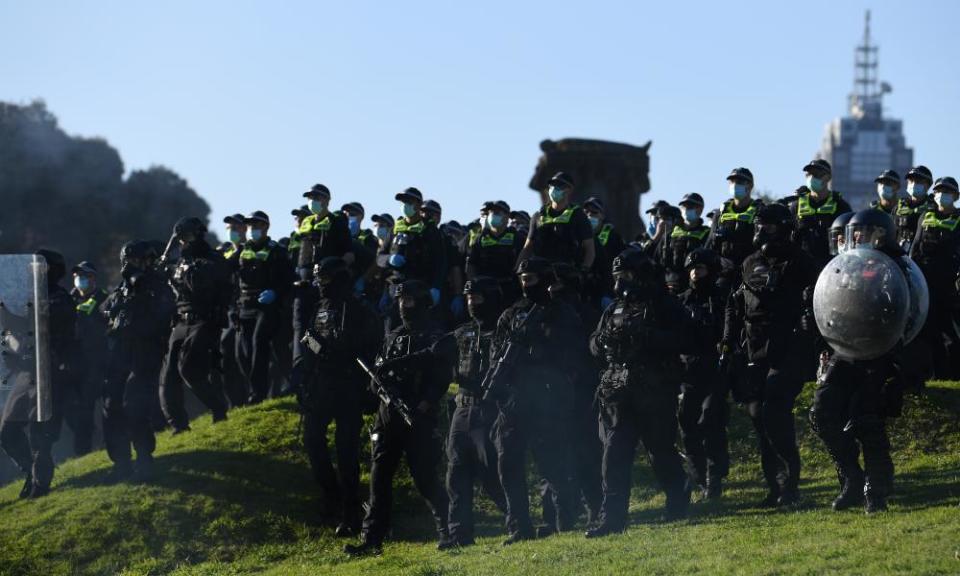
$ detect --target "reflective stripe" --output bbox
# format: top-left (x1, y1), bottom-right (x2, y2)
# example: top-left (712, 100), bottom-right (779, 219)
top-left (540, 204), bottom-right (579, 225)
top-left (718, 202), bottom-right (757, 223)
top-left (468, 229), bottom-right (481, 247)
top-left (76, 297), bottom-right (98, 315)
top-left (921, 211), bottom-right (959, 231)
top-left (299, 214), bottom-right (332, 234)
top-left (240, 242), bottom-right (276, 261)
top-left (896, 199), bottom-right (922, 217)
top-left (288, 232), bottom-right (302, 251)
top-left (670, 226), bottom-right (709, 240)
top-left (797, 193), bottom-right (838, 218)
top-left (223, 246), bottom-right (238, 260)
top-left (480, 231), bottom-right (515, 247)
top-left (597, 224), bottom-right (614, 246)
top-left (394, 218), bottom-right (426, 235)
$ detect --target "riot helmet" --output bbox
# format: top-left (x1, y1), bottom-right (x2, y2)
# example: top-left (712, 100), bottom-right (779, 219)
top-left (828, 212), bottom-right (854, 256)
top-left (846, 209), bottom-right (896, 251)
top-left (611, 248), bottom-right (662, 301)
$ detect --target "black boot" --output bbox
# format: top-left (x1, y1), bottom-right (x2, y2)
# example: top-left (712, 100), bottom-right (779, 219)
top-left (584, 523), bottom-right (625, 539)
top-left (758, 489), bottom-right (780, 508)
top-left (705, 476), bottom-right (723, 501)
top-left (18, 475), bottom-right (33, 500)
top-left (502, 531), bottom-right (535, 546)
top-left (343, 534), bottom-right (382, 556)
top-left (831, 478), bottom-right (864, 511)
top-left (776, 487), bottom-right (801, 507)
top-left (864, 494), bottom-right (887, 514)
top-left (104, 463), bottom-right (134, 485)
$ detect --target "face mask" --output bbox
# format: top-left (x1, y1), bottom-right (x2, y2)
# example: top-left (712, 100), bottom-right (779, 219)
top-left (878, 184), bottom-right (896, 201)
top-left (489, 214), bottom-right (505, 229)
top-left (730, 183), bottom-right (748, 200)
top-left (908, 182), bottom-right (927, 199)
top-left (348, 216), bottom-right (360, 237)
top-left (402, 203), bottom-right (417, 218)
top-left (229, 229), bottom-right (244, 244)
top-left (309, 199), bottom-right (327, 214)
top-left (647, 218), bottom-right (658, 237)
top-left (548, 185), bottom-right (566, 203)
top-left (806, 176), bottom-right (825, 194)
top-left (74, 276), bottom-right (91, 292)
top-left (935, 192), bottom-right (956, 210)
top-left (250, 228), bottom-right (265, 242)
top-left (683, 208), bottom-right (700, 224)
top-left (588, 216), bottom-right (601, 231)
top-left (375, 226), bottom-right (390, 240)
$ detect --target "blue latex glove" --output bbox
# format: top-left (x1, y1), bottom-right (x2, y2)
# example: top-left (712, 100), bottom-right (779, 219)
top-left (430, 288), bottom-right (441, 306)
top-left (258, 289), bottom-right (277, 305)
top-left (600, 296), bottom-right (614, 310)
top-left (388, 254), bottom-right (406, 268)
top-left (353, 276), bottom-right (365, 295)
top-left (378, 290), bottom-right (391, 314)
top-left (450, 295), bottom-right (465, 318)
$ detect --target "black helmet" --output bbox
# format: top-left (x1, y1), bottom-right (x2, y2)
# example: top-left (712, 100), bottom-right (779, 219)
top-left (517, 256), bottom-right (555, 278)
top-left (906, 165), bottom-right (933, 184)
top-left (846, 209), bottom-right (896, 251)
top-left (464, 276), bottom-right (501, 297)
top-left (464, 276), bottom-right (504, 321)
top-left (828, 212), bottom-right (854, 256)
top-left (395, 279), bottom-right (433, 311)
top-left (753, 203), bottom-right (794, 252)
top-left (517, 257), bottom-right (555, 301)
top-left (314, 256), bottom-right (349, 280)
top-left (173, 217), bottom-right (206, 238)
top-left (611, 248), bottom-right (663, 300)
top-left (684, 247), bottom-right (720, 274)
top-left (120, 240), bottom-right (150, 263)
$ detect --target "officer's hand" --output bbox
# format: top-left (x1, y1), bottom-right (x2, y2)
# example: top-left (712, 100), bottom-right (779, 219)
top-left (430, 288), bottom-right (441, 306)
top-left (258, 290), bottom-right (277, 305)
top-left (450, 295), bottom-right (465, 318)
top-left (388, 254), bottom-right (406, 269)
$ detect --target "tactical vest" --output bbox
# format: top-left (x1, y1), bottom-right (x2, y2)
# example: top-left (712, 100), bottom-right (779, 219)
top-left (299, 213), bottom-right (334, 236)
top-left (596, 223), bottom-right (615, 246)
top-left (287, 231), bottom-right (302, 252)
top-left (715, 201), bottom-right (759, 263)
top-left (665, 225), bottom-right (709, 271)
top-left (238, 240), bottom-right (278, 294)
top-left (76, 290), bottom-right (106, 316)
top-left (534, 204), bottom-right (581, 263)
top-left (455, 325), bottom-right (494, 391)
top-left (797, 193), bottom-right (839, 220)
top-left (223, 245), bottom-right (240, 260)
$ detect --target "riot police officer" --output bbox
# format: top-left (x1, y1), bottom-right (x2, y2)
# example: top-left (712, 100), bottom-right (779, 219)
top-left (517, 172), bottom-right (596, 270)
top-left (584, 197), bottom-right (626, 309)
top-left (345, 280), bottom-right (453, 556)
top-left (789, 160), bottom-right (852, 270)
top-left (723, 203), bottom-right (818, 506)
top-left (101, 241), bottom-right (175, 482)
top-left (586, 248), bottom-right (692, 538)
top-left (897, 166), bottom-right (935, 252)
top-left (677, 248), bottom-right (730, 500)
top-left (159, 217), bottom-right (231, 432)
top-left (236, 211), bottom-right (293, 404)
top-left (299, 257), bottom-right (382, 537)
top-left (707, 167), bottom-right (764, 274)
top-left (465, 200), bottom-right (523, 305)
top-left (657, 193), bottom-right (711, 291)
top-left (442, 277), bottom-right (509, 549)
top-left (909, 176), bottom-right (960, 380)
top-left (870, 170), bottom-right (901, 217)
top-left (489, 257), bottom-right (586, 544)
top-left (67, 260), bottom-right (109, 456)
top-left (810, 210), bottom-right (905, 514)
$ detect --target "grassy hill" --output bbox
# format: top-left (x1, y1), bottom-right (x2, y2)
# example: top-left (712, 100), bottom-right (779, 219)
top-left (1, 382), bottom-right (958, 576)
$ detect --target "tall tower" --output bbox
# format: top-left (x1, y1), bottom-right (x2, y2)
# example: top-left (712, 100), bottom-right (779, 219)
top-left (817, 11), bottom-right (913, 210)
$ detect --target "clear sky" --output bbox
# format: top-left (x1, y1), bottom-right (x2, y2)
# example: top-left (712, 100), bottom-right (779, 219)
top-left (3, 0), bottom-right (958, 235)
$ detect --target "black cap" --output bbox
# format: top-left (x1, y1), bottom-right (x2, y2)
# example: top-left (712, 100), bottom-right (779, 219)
top-left (174, 217), bottom-right (207, 237)
top-left (933, 177), bottom-right (960, 194)
top-left (874, 170), bottom-right (901, 185)
top-left (583, 196), bottom-right (605, 212)
top-left (517, 256), bottom-right (554, 276)
top-left (803, 159), bottom-right (832, 176)
top-left (244, 210), bottom-right (270, 225)
top-left (483, 200), bottom-right (511, 213)
top-left (422, 199), bottom-right (442, 215)
top-left (291, 205), bottom-right (310, 217)
top-left (71, 261), bottom-right (97, 275)
top-left (906, 165), bottom-right (933, 184)
top-left (315, 256), bottom-right (348, 277)
top-left (645, 199), bottom-right (670, 215)
top-left (548, 171), bottom-right (575, 189)
top-left (341, 202), bottom-right (365, 216)
top-left (727, 167), bottom-right (754, 184)
top-left (395, 279), bottom-right (431, 302)
top-left (509, 210), bottom-right (530, 222)
top-left (463, 276), bottom-right (502, 297)
top-left (371, 213), bottom-right (395, 228)
top-left (395, 187), bottom-right (423, 203)
top-left (679, 193), bottom-right (704, 207)
top-left (223, 213), bottom-right (246, 225)
top-left (303, 183), bottom-right (331, 199)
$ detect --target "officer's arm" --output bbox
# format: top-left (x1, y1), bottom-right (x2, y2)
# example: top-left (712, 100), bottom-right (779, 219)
top-left (908, 221), bottom-right (924, 259)
top-left (580, 237), bottom-right (596, 270)
top-left (588, 308), bottom-right (611, 358)
top-left (515, 214), bottom-right (539, 268)
top-left (705, 213), bottom-right (720, 251)
top-left (722, 287), bottom-right (744, 346)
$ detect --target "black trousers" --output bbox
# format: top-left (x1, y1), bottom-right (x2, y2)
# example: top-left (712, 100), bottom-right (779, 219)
top-left (62, 389), bottom-right (95, 457)
top-left (0, 417), bottom-right (61, 491)
top-left (492, 378), bottom-right (574, 538)
top-left (678, 363), bottom-right (730, 486)
top-left (302, 384), bottom-right (363, 528)
top-left (218, 318), bottom-right (250, 408)
top-left (445, 394), bottom-right (506, 542)
top-left (810, 356), bottom-right (893, 499)
top-left (597, 383), bottom-right (687, 529)
top-left (160, 320), bottom-right (227, 430)
top-left (362, 405), bottom-right (449, 544)
top-left (237, 308), bottom-right (281, 402)
top-left (743, 360), bottom-right (804, 495)
top-left (290, 288), bottom-right (317, 391)
top-left (103, 338), bottom-right (160, 467)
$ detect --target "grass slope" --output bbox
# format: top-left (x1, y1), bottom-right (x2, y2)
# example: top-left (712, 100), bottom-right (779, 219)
top-left (0, 382), bottom-right (958, 576)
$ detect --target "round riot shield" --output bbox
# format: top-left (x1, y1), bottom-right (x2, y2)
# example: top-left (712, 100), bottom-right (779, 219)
top-left (813, 248), bottom-right (909, 361)
top-left (899, 256), bottom-right (929, 345)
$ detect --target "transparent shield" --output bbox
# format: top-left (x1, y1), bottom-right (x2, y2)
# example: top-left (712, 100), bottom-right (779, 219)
top-left (813, 248), bottom-right (909, 361)
top-left (0, 254), bottom-right (52, 423)
top-left (899, 256), bottom-right (929, 345)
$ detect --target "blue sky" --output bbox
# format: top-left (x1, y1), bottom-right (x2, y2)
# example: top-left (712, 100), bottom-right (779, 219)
top-left (2, 0), bottom-right (958, 235)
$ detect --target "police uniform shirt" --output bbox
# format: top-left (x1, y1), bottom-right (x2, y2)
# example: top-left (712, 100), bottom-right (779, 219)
top-left (527, 204), bottom-right (594, 265)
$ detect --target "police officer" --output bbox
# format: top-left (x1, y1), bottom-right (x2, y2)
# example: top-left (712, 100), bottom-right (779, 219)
top-left (287, 205), bottom-right (310, 265)
top-left (789, 160), bottom-right (852, 270)
top-left (871, 170), bottom-right (901, 217)
top-left (345, 280), bottom-right (453, 556)
top-left (101, 241), bottom-right (175, 482)
top-left (584, 197), bottom-right (626, 309)
top-left (341, 202), bottom-right (377, 288)
top-left (657, 193), bottom-right (711, 290)
top-left (707, 167), bottom-right (764, 274)
top-left (489, 257), bottom-right (585, 544)
top-left (235, 211), bottom-right (292, 404)
top-left (363, 214), bottom-right (394, 311)
top-left (0, 249), bottom-right (75, 498)
top-left (67, 260), bottom-right (109, 456)
top-left (509, 210), bottom-right (531, 245)
top-left (422, 199), bottom-right (464, 324)
top-left (299, 257), bottom-right (382, 537)
top-left (442, 277), bottom-right (509, 549)
top-left (722, 203), bottom-right (818, 506)
top-left (897, 166), bottom-right (935, 252)
top-left (465, 200), bottom-right (523, 305)
top-left (586, 248), bottom-right (692, 538)
top-left (810, 210), bottom-right (904, 514)
top-left (517, 172), bottom-right (596, 270)
top-left (677, 248), bottom-right (730, 500)
top-left (160, 217), bottom-right (231, 432)
top-left (909, 176), bottom-right (960, 380)
top-left (217, 214), bottom-right (249, 408)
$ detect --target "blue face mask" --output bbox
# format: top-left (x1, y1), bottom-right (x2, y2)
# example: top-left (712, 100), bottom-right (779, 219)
top-left (878, 184), bottom-right (896, 201)
top-left (489, 213), bottom-right (505, 229)
top-left (548, 185), bottom-right (566, 203)
top-left (936, 192), bottom-right (956, 210)
top-left (250, 228), bottom-right (265, 242)
top-left (348, 216), bottom-right (360, 237)
top-left (647, 218), bottom-right (658, 237)
top-left (402, 203), bottom-right (417, 218)
top-left (588, 216), bottom-right (601, 231)
top-left (74, 276), bottom-right (91, 292)
top-left (683, 208), bottom-right (700, 224)
top-left (229, 229), bottom-right (244, 244)
top-left (806, 176), bottom-right (825, 194)
top-left (730, 183), bottom-right (748, 200)
top-left (375, 226), bottom-right (389, 240)
top-left (908, 182), bottom-right (927, 199)
top-left (309, 199), bottom-right (327, 214)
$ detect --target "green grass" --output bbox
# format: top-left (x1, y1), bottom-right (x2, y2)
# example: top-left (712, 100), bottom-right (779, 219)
top-left (1, 382), bottom-right (959, 576)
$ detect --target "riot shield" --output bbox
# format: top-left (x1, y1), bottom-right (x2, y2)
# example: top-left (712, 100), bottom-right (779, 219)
top-left (0, 254), bottom-right (52, 423)
top-left (899, 256), bottom-right (929, 346)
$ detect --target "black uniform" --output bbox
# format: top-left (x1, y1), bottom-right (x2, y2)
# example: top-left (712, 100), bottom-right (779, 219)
top-left (379, 217), bottom-right (446, 330)
top-left (216, 243), bottom-right (249, 408)
top-left (160, 238), bottom-right (231, 431)
top-left (788, 191), bottom-right (852, 270)
top-left (724, 243), bottom-right (817, 505)
top-left (464, 227), bottom-right (523, 303)
top-left (101, 264), bottom-right (174, 477)
top-left (235, 237), bottom-right (293, 403)
top-left (67, 286), bottom-right (109, 455)
top-left (525, 203), bottom-right (594, 266)
top-left (707, 199), bottom-right (763, 287)
top-left (895, 197), bottom-right (933, 251)
top-left (655, 221), bottom-right (710, 290)
top-left (490, 290), bottom-right (585, 541)
top-left (588, 222), bottom-right (627, 307)
top-left (300, 260), bottom-right (382, 535)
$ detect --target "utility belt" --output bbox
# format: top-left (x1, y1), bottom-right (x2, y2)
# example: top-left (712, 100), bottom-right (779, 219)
top-left (177, 310), bottom-right (214, 324)
top-left (455, 391), bottom-right (483, 407)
